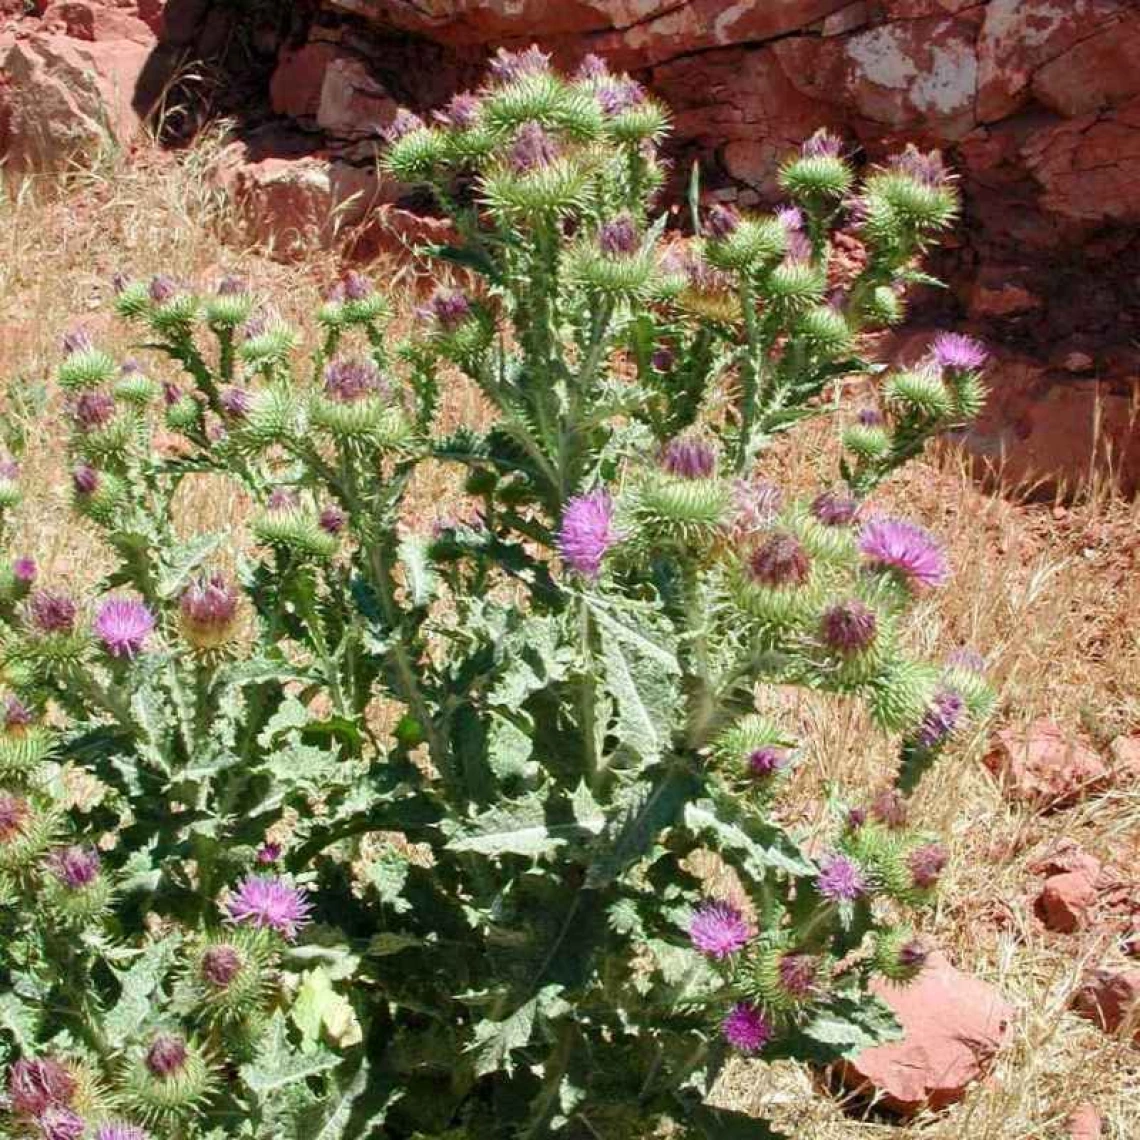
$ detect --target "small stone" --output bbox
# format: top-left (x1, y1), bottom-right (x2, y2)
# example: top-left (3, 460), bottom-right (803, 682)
top-left (1064, 352), bottom-right (1095, 374)
top-left (1109, 735), bottom-right (1140, 783)
top-left (1071, 968), bottom-right (1140, 1042)
top-left (1036, 869), bottom-right (1099, 933)
top-left (1067, 1103), bottom-right (1103, 1140)
top-left (983, 721), bottom-right (1110, 810)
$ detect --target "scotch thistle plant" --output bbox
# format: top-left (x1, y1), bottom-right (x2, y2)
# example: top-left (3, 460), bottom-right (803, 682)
top-left (0, 47), bottom-right (995, 1140)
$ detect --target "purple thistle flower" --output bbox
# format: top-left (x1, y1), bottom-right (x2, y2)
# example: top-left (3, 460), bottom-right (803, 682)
top-left (810, 490), bottom-right (859, 527)
top-left (72, 389), bottom-right (116, 431)
top-left (847, 806), bottom-right (868, 830)
top-left (29, 591), bottom-right (77, 635)
top-left (660, 436), bottom-right (716, 480)
top-left (4, 695), bottom-right (33, 729)
top-left (651, 345), bottom-right (675, 372)
top-left (0, 793), bottom-right (30, 843)
top-left (929, 331), bottom-right (988, 373)
top-left (72, 465), bottom-right (100, 496)
top-left (870, 789), bottom-right (908, 829)
top-left (816, 854), bottom-right (867, 902)
top-left (111, 272), bottom-right (131, 295)
top-left (598, 213), bottom-right (639, 256)
top-left (12, 557), bottom-right (36, 585)
top-left (435, 91), bottom-right (481, 129)
top-left (509, 121), bottom-right (560, 173)
top-left (257, 841), bottom-right (282, 864)
top-left (596, 79), bottom-right (645, 117)
top-left (267, 488), bottom-right (298, 512)
top-left (323, 358), bottom-right (385, 404)
top-left (576, 53), bottom-right (609, 80)
top-left (748, 746), bottom-right (789, 778)
top-left (216, 275), bottom-right (247, 296)
top-left (179, 575), bottom-right (238, 647)
top-left (144, 1034), bottom-right (188, 1079)
top-left (558, 490), bottom-right (620, 581)
top-left (488, 45), bottom-right (551, 83)
top-left (40, 1107), bottom-right (86, 1140)
top-left (820, 599), bottom-right (878, 654)
top-left (148, 275), bottom-right (178, 304)
top-left (62, 328), bottom-right (94, 355)
top-left (162, 381), bottom-right (184, 409)
top-left (775, 204), bottom-right (804, 232)
top-left (857, 407), bottom-right (884, 427)
top-left (121, 359), bottom-right (143, 376)
top-left (889, 144), bottom-right (949, 188)
top-left (946, 646), bottom-right (986, 674)
top-left (722, 1002), bottom-right (773, 1054)
top-left (705, 204), bottom-right (740, 240)
top-left (201, 944), bottom-right (243, 988)
top-left (426, 288), bottom-right (472, 330)
top-left (915, 687), bottom-right (964, 749)
top-left (96, 1123), bottom-right (152, 1140)
top-left (784, 230), bottom-right (813, 264)
top-left (688, 900), bottom-right (752, 959)
top-left (0, 456), bottom-right (19, 481)
top-left (859, 518), bottom-right (949, 589)
top-left (342, 271), bottom-right (372, 301)
top-left (748, 533), bottom-right (811, 588)
top-left (318, 505), bottom-right (347, 535)
top-left (46, 845), bottom-right (100, 890)
top-left (225, 874), bottom-right (312, 940)
top-left (383, 107), bottom-right (426, 144)
top-left (801, 128), bottom-right (843, 159)
top-left (219, 386), bottom-right (252, 418)
top-left (242, 315), bottom-right (268, 341)
top-left (94, 597), bottom-right (155, 658)
top-left (7, 1057), bottom-right (76, 1118)
top-left (730, 479), bottom-right (783, 535)
top-left (908, 842), bottom-right (948, 889)
top-left (778, 952), bottom-right (820, 999)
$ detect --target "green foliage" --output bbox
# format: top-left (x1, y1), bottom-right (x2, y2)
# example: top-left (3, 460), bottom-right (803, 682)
top-left (0, 47), bottom-right (994, 1140)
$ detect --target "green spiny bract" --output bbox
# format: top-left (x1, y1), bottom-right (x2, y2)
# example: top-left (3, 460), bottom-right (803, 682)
top-left (0, 52), bottom-right (993, 1140)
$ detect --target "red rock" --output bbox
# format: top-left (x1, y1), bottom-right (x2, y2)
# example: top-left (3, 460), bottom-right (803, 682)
top-left (1036, 870), bottom-right (1099, 933)
top-left (1028, 840), bottom-right (1102, 881)
top-left (840, 952), bottom-right (1013, 1114)
top-left (316, 53), bottom-right (396, 139)
top-left (1109, 735), bottom-right (1140, 782)
top-left (1071, 968), bottom-right (1140, 1041)
top-left (270, 39), bottom-right (338, 121)
top-left (41, 1), bottom-right (153, 43)
top-left (1067, 1103), bottom-right (1104, 1140)
top-left (969, 280), bottom-right (1041, 318)
top-left (983, 721), bottom-right (1110, 809)
top-left (1031, 9), bottom-right (1140, 118)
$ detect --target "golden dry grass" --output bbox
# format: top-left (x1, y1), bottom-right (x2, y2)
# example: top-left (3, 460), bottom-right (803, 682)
top-left (2, 140), bottom-right (1138, 1138)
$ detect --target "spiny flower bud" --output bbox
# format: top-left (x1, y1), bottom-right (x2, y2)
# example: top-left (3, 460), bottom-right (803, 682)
top-left (5, 695), bottom-right (33, 730)
top-left (145, 1034), bottom-right (188, 1079)
top-left (747, 746), bottom-right (789, 778)
top-left (874, 929), bottom-right (929, 983)
top-left (777, 952), bottom-right (822, 1000)
top-left (810, 490), bottom-right (859, 527)
top-left (907, 842), bottom-right (948, 890)
top-left (915, 686), bottom-right (964, 748)
top-left (748, 533), bottom-right (811, 588)
top-left (46, 844), bottom-right (100, 890)
top-left (6, 1056), bottom-right (76, 1118)
top-left (148, 275), bottom-right (178, 304)
top-left (598, 213), bottom-right (639, 255)
top-left (820, 599), bottom-right (878, 655)
top-left (706, 203), bottom-right (740, 240)
top-left (29, 590), bottom-right (77, 635)
top-left (201, 944), bottom-right (243, 988)
top-left (72, 389), bottom-right (116, 431)
top-left (509, 120), bottom-right (560, 172)
top-left (0, 793), bottom-right (30, 843)
top-left (219, 386), bottom-right (252, 419)
top-left (660, 435), bottom-right (716, 479)
top-left (179, 575), bottom-right (239, 650)
top-left (318, 505), bottom-right (346, 535)
top-left (721, 1002), bottom-right (772, 1054)
top-left (688, 900), bottom-right (752, 959)
top-left (424, 288), bottom-right (472, 330)
top-left (651, 345), bottom-right (675, 372)
top-left (10, 556), bottom-right (36, 588)
top-left (558, 490), bottom-right (620, 581)
top-left (93, 596), bottom-right (155, 659)
top-left (72, 464), bottom-right (99, 496)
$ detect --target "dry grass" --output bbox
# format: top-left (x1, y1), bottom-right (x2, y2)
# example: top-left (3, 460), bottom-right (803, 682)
top-left (2, 140), bottom-right (1138, 1138)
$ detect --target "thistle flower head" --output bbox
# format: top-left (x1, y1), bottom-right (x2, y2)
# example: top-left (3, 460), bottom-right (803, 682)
top-left (62, 328), bottom-right (94, 355)
top-left (929, 331), bottom-right (988, 373)
top-left (660, 435), bottom-right (716, 480)
top-left (778, 952), bottom-right (821, 999)
top-left (689, 900), bottom-right (751, 959)
top-left (889, 144), bottom-right (949, 188)
top-left (6, 1056), bottom-right (76, 1117)
top-left (40, 1106), bottom-right (86, 1140)
top-left (509, 121), bottom-right (560, 172)
top-left (747, 746), bottom-right (789, 777)
top-left (342, 271), bottom-right (372, 301)
top-left (730, 479), bottom-right (783, 535)
top-left (323, 358), bottom-right (386, 404)
top-left (907, 842), bottom-right (948, 889)
top-left (775, 204), bottom-right (804, 232)
top-left (705, 204), bottom-right (740, 240)
top-left (93, 596), bottom-right (155, 658)
top-left (915, 686), bottom-right (964, 748)
top-left (267, 488), bottom-right (297, 512)
top-left (816, 853), bottom-right (867, 902)
top-left (870, 789), bottom-right (909, 829)
top-left (436, 90), bottom-right (481, 128)
top-left (859, 518), bottom-right (949, 589)
top-left (145, 1034), bottom-right (188, 1079)
top-left (383, 108), bottom-right (425, 144)
top-left (219, 386), bottom-right (252, 418)
top-left (179, 575), bottom-right (238, 649)
top-left (946, 646), bottom-right (986, 674)
top-left (0, 456), bottom-right (19, 482)
top-left (200, 944), bottom-right (243, 988)
top-left (651, 345), bottom-right (675, 372)
top-left (802, 129), bottom-right (842, 158)
top-left (558, 490), bottom-right (620, 581)
top-left (72, 389), bottom-right (116, 431)
top-left (576, 53), bottom-right (609, 80)
top-left (748, 532), bottom-right (811, 588)
top-left (46, 845), bottom-right (100, 890)
top-left (784, 230), bottom-right (813, 264)
top-left (598, 213), bottom-right (639, 255)
top-left (596, 78), bottom-right (645, 117)
top-left (811, 490), bottom-right (859, 527)
top-left (488, 44), bottom-right (551, 84)
top-left (0, 793), bottom-right (30, 842)
top-left (225, 874), bottom-right (311, 940)
top-left (29, 591), bottom-right (77, 635)
top-left (821, 599), bottom-right (878, 654)
top-left (72, 465), bottom-right (100, 496)
top-left (425, 288), bottom-right (472, 330)
top-left (257, 842), bottom-right (282, 864)
top-left (162, 382), bottom-right (183, 409)
top-left (898, 938), bottom-right (929, 970)
top-left (722, 1002), bottom-right (772, 1054)
top-left (318, 505), bottom-right (346, 535)
top-left (148, 275), bottom-right (178, 304)
top-left (96, 1123), bottom-right (152, 1140)
top-left (858, 408), bottom-right (884, 427)
top-left (4, 695), bottom-right (33, 729)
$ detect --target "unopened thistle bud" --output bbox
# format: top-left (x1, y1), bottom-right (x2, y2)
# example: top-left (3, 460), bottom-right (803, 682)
top-left (873, 929), bottom-right (929, 983)
top-left (748, 533), bottom-right (811, 588)
top-left (179, 575), bottom-right (239, 650)
top-left (820, 599), bottom-right (878, 655)
top-left (44, 843), bottom-right (109, 923)
top-left (0, 792), bottom-right (54, 870)
top-left (122, 1033), bottom-right (215, 1123)
top-left (779, 130), bottom-right (852, 201)
top-left (810, 490), bottom-right (859, 527)
top-left (318, 505), bottom-right (346, 535)
top-left (29, 590), bottom-right (77, 635)
top-left (750, 946), bottom-right (826, 1012)
top-left (598, 213), bottom-right (639, 255)
top-left (660, 435), bottom-right (716, 479)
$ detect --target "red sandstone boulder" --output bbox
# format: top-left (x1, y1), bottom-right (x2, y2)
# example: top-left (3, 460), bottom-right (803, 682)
top-left (840, 952), bottom-right (1013, 1114)
top-left (983, 721), bottom-right (1109, 809)
top-left (1071, 969), bottom-right (1140, 1042)
top-left (1036, 869), bottom-right (1100, 933)
top-left (270, 39), bottom-right (339, 121)
top-left (41, 0), bottom-right (153, 43)
top-left (1067, 1103), bottom-right (1104, 1140)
